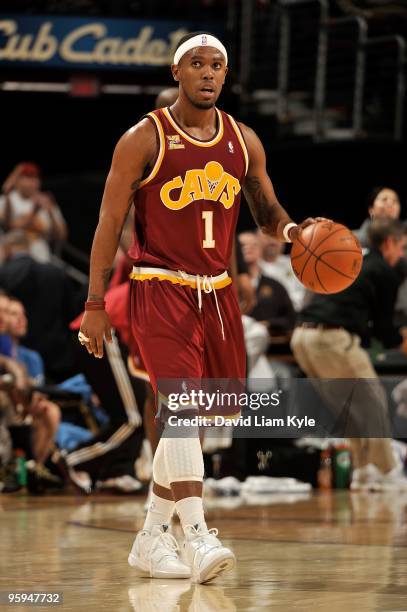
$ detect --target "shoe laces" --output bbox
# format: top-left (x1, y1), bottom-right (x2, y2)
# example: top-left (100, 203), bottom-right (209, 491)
top-left (186, 525), bottom-right (219, 547)
top-left (185, 526), bottom-right (220, 569)
top-left (151, 530), bottom-right (180, 558)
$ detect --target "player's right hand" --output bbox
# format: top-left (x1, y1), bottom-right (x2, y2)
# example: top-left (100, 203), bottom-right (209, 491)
top-left (79, 311), bottom-right (113, 359)
top-left (290, 217), bottom-right (331, 241)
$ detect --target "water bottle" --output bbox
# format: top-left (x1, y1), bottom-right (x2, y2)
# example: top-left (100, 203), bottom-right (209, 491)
top-left (15, 449), bottom-right (27, 487)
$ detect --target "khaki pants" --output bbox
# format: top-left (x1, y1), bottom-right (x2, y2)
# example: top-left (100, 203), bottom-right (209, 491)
top-left (291, 326), bottom-right (395, 473)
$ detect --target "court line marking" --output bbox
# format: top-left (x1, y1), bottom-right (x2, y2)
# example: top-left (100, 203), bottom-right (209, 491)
top-left (66, 521), bottom-right (407, 547)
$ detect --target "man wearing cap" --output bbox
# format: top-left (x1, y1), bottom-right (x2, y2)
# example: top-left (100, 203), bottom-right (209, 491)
top-left (0, 162), bottom-right (67, 262)
top-left (78, 31), bottom-right (323, 583)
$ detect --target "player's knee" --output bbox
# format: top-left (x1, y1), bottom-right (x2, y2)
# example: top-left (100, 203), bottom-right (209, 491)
top-left (163, 436), bottom-right (204, 483)
top-left (152, 438), bottom-right (171, 489)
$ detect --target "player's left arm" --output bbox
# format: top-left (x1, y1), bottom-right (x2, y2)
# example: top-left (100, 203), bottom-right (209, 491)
top-left (240, 123), bottom-right (324, 242)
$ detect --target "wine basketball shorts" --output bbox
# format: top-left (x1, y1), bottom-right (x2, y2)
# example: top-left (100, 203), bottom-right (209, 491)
top-left (130, 269), bottom-right (246, 419)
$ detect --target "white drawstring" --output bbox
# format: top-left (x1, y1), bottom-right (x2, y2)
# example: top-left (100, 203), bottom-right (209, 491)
top-left (179, 271), bottom-right (225, 341)
top-left (210, 276), bottom-right (225, 341)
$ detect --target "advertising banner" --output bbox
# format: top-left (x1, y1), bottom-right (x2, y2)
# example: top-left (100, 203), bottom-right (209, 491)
top-left (0, 15), bottom-right (218, 71)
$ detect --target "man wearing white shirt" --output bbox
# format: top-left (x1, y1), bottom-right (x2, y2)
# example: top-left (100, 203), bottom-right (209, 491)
top-left (256, 230), bottom-right (306, 311)
top-left (0, 162), bottom-right (67, 262)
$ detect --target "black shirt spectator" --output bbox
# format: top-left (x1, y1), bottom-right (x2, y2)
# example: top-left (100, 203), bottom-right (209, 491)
top-left (0, 231), bottom-right (83, 381)
top-left (250, 275), bottom-right (296, 336)
top-left (300, 248), bottom-right (402, 348)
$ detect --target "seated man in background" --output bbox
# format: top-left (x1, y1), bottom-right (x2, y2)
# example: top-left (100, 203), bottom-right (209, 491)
top-left (291, 219), bottom-right (407, 491)
top-left (239, 231), bottom-right (296, 338)
top-left (0, 290), bottom-right (12, 358)
top-left (353, 186), bottom-right (407, 325)
top-left (0, 230), bottom-right (84, 382)
top-left (8, 297), bottom-right (45, 386)
top-left (256, 229), bottom-right (305, 311)
top-left (0, 291), bottom-right (62, 492)
top-left (0, 162), bottom-right (67, 263)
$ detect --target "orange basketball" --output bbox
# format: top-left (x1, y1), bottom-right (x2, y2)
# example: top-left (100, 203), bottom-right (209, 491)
top-left (290, 221), bottom-right (363, 294)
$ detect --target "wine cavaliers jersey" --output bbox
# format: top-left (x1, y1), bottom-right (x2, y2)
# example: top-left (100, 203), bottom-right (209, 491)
top-left (128, 106), bottom-right (249, 276)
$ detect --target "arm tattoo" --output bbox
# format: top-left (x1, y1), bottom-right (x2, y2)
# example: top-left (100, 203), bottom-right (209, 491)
top-left (244, 175), bottom-right (290, 235)
top-left (243, 176), bottom-right (273, 230)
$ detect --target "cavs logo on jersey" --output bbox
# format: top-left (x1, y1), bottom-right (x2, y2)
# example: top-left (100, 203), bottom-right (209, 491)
top-left (160, 161), bottom-right (241, 210)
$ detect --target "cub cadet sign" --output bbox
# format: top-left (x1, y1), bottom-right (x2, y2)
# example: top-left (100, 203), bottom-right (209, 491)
top-left (0, 16), bottom-right (194, 69)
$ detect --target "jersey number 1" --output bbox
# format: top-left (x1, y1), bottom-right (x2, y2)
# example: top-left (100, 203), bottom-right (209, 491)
top-left (202, 211), bottom-right (215, 248)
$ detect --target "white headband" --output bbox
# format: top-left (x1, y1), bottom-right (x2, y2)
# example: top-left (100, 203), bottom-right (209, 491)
top-left (173, 34), bottom-right (228, 66)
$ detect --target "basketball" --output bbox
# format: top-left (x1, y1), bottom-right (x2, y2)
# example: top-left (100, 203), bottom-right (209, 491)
top-left (290, 221), bottom-right (363, 294)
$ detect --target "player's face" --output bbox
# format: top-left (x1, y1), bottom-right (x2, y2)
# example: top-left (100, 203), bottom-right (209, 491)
top-left (173, 47), bottom-right (227, 109)
top-left (370, 189), bottom-right (401, 220)
top-left (7, 301), bottom-right (27, 338)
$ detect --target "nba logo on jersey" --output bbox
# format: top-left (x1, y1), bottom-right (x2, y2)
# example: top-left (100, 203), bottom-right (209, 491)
top-left (228, 141), bottom-right (234, 154)
top-left (201, 35), bottom-right (208, 45)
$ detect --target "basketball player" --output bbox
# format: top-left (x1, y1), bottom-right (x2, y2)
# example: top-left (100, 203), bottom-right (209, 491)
top-left (78, 32), bottom-right (322, 583)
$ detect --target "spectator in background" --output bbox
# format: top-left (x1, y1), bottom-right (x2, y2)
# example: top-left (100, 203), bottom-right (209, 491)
top-left (257, 229), bottom-right (306, 311)
top-left (355, 186), bottom-right (401, 248)
top-left (0, 162), bottom-right (67, 262)
top-left (155, 87), bottom-right (179, 108)
top-left (354, 186), bottom-right (407, 323)
top-left (291, 219), bottom-right (407, 491)
top-left (0, 231), bottom-right (83, 381)
top-left (239, 231), bottom-right (296, 337)
top-left (0, 292), bottom-right (62, 492)
top-left (0, 292), bottom-right (28, 390)
top-left (0, 290), bottom-right (12, 358)
top-left (7, 298), bottom-right (45, 387)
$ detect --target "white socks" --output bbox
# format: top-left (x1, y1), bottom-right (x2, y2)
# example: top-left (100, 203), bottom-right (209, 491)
top-left (175, 496), bottom-right (207, 532)
top-left (143, 493), bottom-right (207, 534)
top-left (143, 492), bottom-right (175, 532)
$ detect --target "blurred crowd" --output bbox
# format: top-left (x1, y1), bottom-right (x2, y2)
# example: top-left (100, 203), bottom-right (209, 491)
top-left (0, 160), bottom-right (406, 496)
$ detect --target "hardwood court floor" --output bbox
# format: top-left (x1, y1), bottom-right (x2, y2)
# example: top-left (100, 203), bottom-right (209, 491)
top-left (1, 490), bottom-right (407, 612)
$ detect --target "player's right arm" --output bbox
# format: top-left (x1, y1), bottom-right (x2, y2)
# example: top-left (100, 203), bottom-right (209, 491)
top-left (240, 123), bottom-right (326, 242)
top-left (80, 118), bottom-right (157, 359)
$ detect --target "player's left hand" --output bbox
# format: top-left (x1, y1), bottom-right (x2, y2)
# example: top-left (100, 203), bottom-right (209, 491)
top-left (289, 217), bottom-right (331, 241)
top-left (78, 310), bottom-right (113, 359)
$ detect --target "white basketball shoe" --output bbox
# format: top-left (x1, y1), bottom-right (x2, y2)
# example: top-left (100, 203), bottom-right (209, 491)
top-left (128, 524), bottom-right (191, 579)
top-left (371, 466), bottom-right (407, 492)
top-left (182, 525), bottom-right (236, 584)
top-left (350, 464), bottom-right (381, 490)
top-left (351, 464), bottom-right (407, 491)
